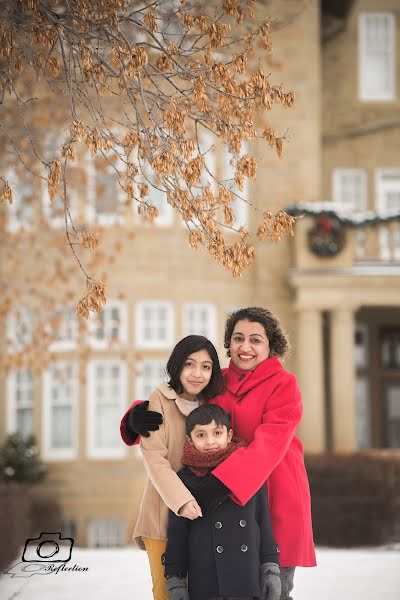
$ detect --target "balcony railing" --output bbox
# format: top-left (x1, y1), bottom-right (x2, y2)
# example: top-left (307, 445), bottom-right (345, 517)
top-left (287, 204), bottom-right (400, 269)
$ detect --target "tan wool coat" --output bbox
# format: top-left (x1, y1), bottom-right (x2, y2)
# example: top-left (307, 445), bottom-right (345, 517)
top-left (133, 381), bottom-right (199, 549)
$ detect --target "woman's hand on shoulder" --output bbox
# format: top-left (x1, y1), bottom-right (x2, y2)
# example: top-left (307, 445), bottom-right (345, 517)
top-left (178, 500), bottom-right (202, 520)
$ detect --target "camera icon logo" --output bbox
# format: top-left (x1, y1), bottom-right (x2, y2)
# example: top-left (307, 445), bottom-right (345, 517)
top-left (22, 532), bottom-right (74, 563)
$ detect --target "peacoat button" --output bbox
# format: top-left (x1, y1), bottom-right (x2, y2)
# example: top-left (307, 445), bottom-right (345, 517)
top-left (215, 521), bottom-right (223, 529)
top-left (216, 545), bottom-right (224, 553)
top-left (239, 519), bottom-right (247, 527)
top-left (240, 544), bottom-right (248, 552)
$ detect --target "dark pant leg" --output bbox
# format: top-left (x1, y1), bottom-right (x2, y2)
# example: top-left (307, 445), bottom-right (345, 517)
top-left (280, 567), bottom-right (296, 600)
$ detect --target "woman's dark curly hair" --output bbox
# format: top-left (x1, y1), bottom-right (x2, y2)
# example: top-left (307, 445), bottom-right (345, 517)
top-left (224, 307), bottom-right (290, 358)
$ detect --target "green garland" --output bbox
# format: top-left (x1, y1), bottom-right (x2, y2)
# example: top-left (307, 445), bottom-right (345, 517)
top-left (285, 202), bottom-right (400, 228)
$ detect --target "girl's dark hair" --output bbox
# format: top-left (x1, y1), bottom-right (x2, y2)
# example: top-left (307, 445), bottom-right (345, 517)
top-left (224, 307), bottom-right (289, 358)
top-left (166, 335), bottom-right (224, 400)
top-left (186, 404), bottom-right (231, 437)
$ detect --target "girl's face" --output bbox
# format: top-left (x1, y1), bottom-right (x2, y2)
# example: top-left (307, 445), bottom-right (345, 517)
top-left (179, 349), bottom-right (213, 401)
top-left (229, 319), bottom-right (270, 371)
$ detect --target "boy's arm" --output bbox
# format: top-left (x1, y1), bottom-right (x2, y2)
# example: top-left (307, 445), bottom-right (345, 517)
top-left (163, 509), bottom-right (190, 579)
top-left (255, 485), bottom-right (280, 565)
top-left (140, 391), bottom-right (195, 515)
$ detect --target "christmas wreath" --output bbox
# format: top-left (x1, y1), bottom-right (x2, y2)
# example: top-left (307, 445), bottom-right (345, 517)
top-left (307, 214), bottom-right (345, 257)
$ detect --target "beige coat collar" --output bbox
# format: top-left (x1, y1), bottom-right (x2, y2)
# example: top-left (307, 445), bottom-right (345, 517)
top-left (156, 381), bottom-right (201, 417)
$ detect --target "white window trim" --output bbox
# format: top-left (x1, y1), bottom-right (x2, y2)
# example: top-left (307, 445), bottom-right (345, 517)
top-left (7, 306), bottom-right (33, 354)
top-left (42, 361), bottom-right (78, 461)
top-left (221, 143), bottom-right (250, 231)
top-left (136, 159), bottom-right (174, 227)
top-left (86, 154), bottom-right (126, 226)
top-left (135, 359), bottom-right (167, 399)
top-left (87, 300), bottom-right (128, 350)
top-left (332, 168), bottom-right (368, 211)
top-left (86, 359), bottom-right (128, 459)
top-left (135, 301), bottom-right (175, 350)
top-left (375, 168), bottom-right (400, 212)
top-left (358, 12), bottom-right (396, 102)
top-left (41, 175), bottom-right (79, 228)
top-left (6, 370), bottom-right (34, 436)
top-left (183, 302), bottom-right (218, 344)
top-left (5, 169), bottom-right (34, 233)
top-left (48, 307), bottom-right (78, 353)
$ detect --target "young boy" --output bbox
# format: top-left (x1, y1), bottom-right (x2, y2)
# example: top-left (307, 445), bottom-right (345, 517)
top-left (162, 404), bottom-right (281, 600)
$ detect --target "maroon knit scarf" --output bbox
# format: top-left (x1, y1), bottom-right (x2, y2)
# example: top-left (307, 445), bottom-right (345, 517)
top-left (181, 437), bottom-right (247, 477)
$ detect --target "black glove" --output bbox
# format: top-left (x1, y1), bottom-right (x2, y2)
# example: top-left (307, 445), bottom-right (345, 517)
top-left (191, 474), bottom-right (230, 512)
top-left (165, 576), bottom-right (189, 600)
top-left (260, 562), bottom-right (281, 600)
top-left (126, 401), bottom-right (163, 438)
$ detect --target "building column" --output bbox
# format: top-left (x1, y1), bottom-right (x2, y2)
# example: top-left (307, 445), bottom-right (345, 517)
top-left (296, 308), bottom-right (326, 452)
top-left (330, 308), bottom-right (357, 451)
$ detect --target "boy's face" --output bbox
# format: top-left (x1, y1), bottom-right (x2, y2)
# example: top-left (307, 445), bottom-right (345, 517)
top-left (188, 419), bottom-right (233, 452)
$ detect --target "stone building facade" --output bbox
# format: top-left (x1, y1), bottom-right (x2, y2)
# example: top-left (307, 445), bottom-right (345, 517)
top-left (1, 0), bottom-right (399, 547)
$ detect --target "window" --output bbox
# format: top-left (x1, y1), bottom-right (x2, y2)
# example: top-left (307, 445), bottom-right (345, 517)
top-left (87, 518), bottom-right (125, 548)
top-left (135, 359), bottom-right (167, 399)
top-left (135, 301), bottom-right (174, 349)
top-left (88, 301), bottom-right (127, 350)
top-left (221, 144), bottom-right (249, 229)
top-left (6, 172), bottom-right (35, 233)
top-left (49, 307), bottom-right (78, 352)
top-left (7, 306), bottom-right (33, 352)
top-left (375, 170), bottom-right (400, 260)
top-left (137, 162), bottom-right (174, 227)
top-left (359, 13), bottom-right (396, 101)
top-left (332, 169), bottom-right (367, 211)
top-left (6, 370), bottom-right (34, 438)
top-left (354, 323), bottom-right (369, 369)
top-left (42, 362), bottom-right (78, 460)
top-left (86, 360), bottom-right (127, 458)
top-left (42, 133), bottom-right (80, 227)
top-left (376, 169), bottom-right (400, 213)
top-left (87, 154), bottom-right (125, 226)
top-left (381, 328), bottom-right (400, 369)
top-left (183, 302), bottom-right (218, 343)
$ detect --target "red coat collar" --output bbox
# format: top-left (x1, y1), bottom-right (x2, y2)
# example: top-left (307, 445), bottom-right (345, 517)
top-left (223, 356), bottom-right (284, 395)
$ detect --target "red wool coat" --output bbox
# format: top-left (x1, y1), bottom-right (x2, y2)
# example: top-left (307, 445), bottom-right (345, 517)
top-left (120, 356), bottom-right (316, 568)
top-left (210, 357), bottom-right (316, 567)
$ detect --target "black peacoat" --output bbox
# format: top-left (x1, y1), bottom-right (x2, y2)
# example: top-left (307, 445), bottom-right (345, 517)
top-left (163, 467), bottom-right (279, 600)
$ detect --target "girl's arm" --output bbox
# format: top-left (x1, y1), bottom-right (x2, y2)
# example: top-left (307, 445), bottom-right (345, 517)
top-left (212, 374), bottom-right (302, 505)
top-left (140, 390), bottom-right (195, 515)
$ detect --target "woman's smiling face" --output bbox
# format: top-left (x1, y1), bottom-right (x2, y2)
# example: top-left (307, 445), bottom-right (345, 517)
top-left (229, 319), bottom-right (270, 371)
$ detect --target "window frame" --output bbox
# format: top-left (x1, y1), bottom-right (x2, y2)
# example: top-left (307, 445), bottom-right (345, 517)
top-left (135, 358), bottom-right (167, 399)
top-left (135, 301), bottom-right (175, 350)
top-left (6, 369), bottom-right (34, 438)
top-left (49, 306), bottom-right (78, 352)
top-left (42, 361), bottom-right (78, 461)
top-left (358, 12), bottom-right (396, 102)
top-left (87, 300), bottom-right (128, 350)
top-left (332, 168), bottom-right (368, 211)
top-left (86, 359), bottom-right (128, 459)
top-left (182, 302), bottom-right (218, 344)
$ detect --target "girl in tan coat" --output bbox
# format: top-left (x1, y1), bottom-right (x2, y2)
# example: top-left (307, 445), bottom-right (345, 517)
top-left (133, 335), bottom-right (224, 600)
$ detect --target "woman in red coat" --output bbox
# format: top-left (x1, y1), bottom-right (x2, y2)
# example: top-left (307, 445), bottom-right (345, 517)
top-left (121, 307), bottom-right (316, 599)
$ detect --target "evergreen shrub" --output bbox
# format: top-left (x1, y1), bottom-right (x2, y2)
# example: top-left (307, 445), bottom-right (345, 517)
top-left (305, 451), bottom-right (400, 546)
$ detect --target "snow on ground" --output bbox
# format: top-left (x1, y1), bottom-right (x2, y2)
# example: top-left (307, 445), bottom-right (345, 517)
top-left (1, 545), bottom-right (400, 600)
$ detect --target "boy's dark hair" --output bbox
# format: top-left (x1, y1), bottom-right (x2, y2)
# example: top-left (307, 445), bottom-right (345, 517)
top-left (224, 306), bottom-right (289, 358)
top-left (186, 404), bottom-right (231, 437)
top-left (166, 335), bottom-right (224, 401)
